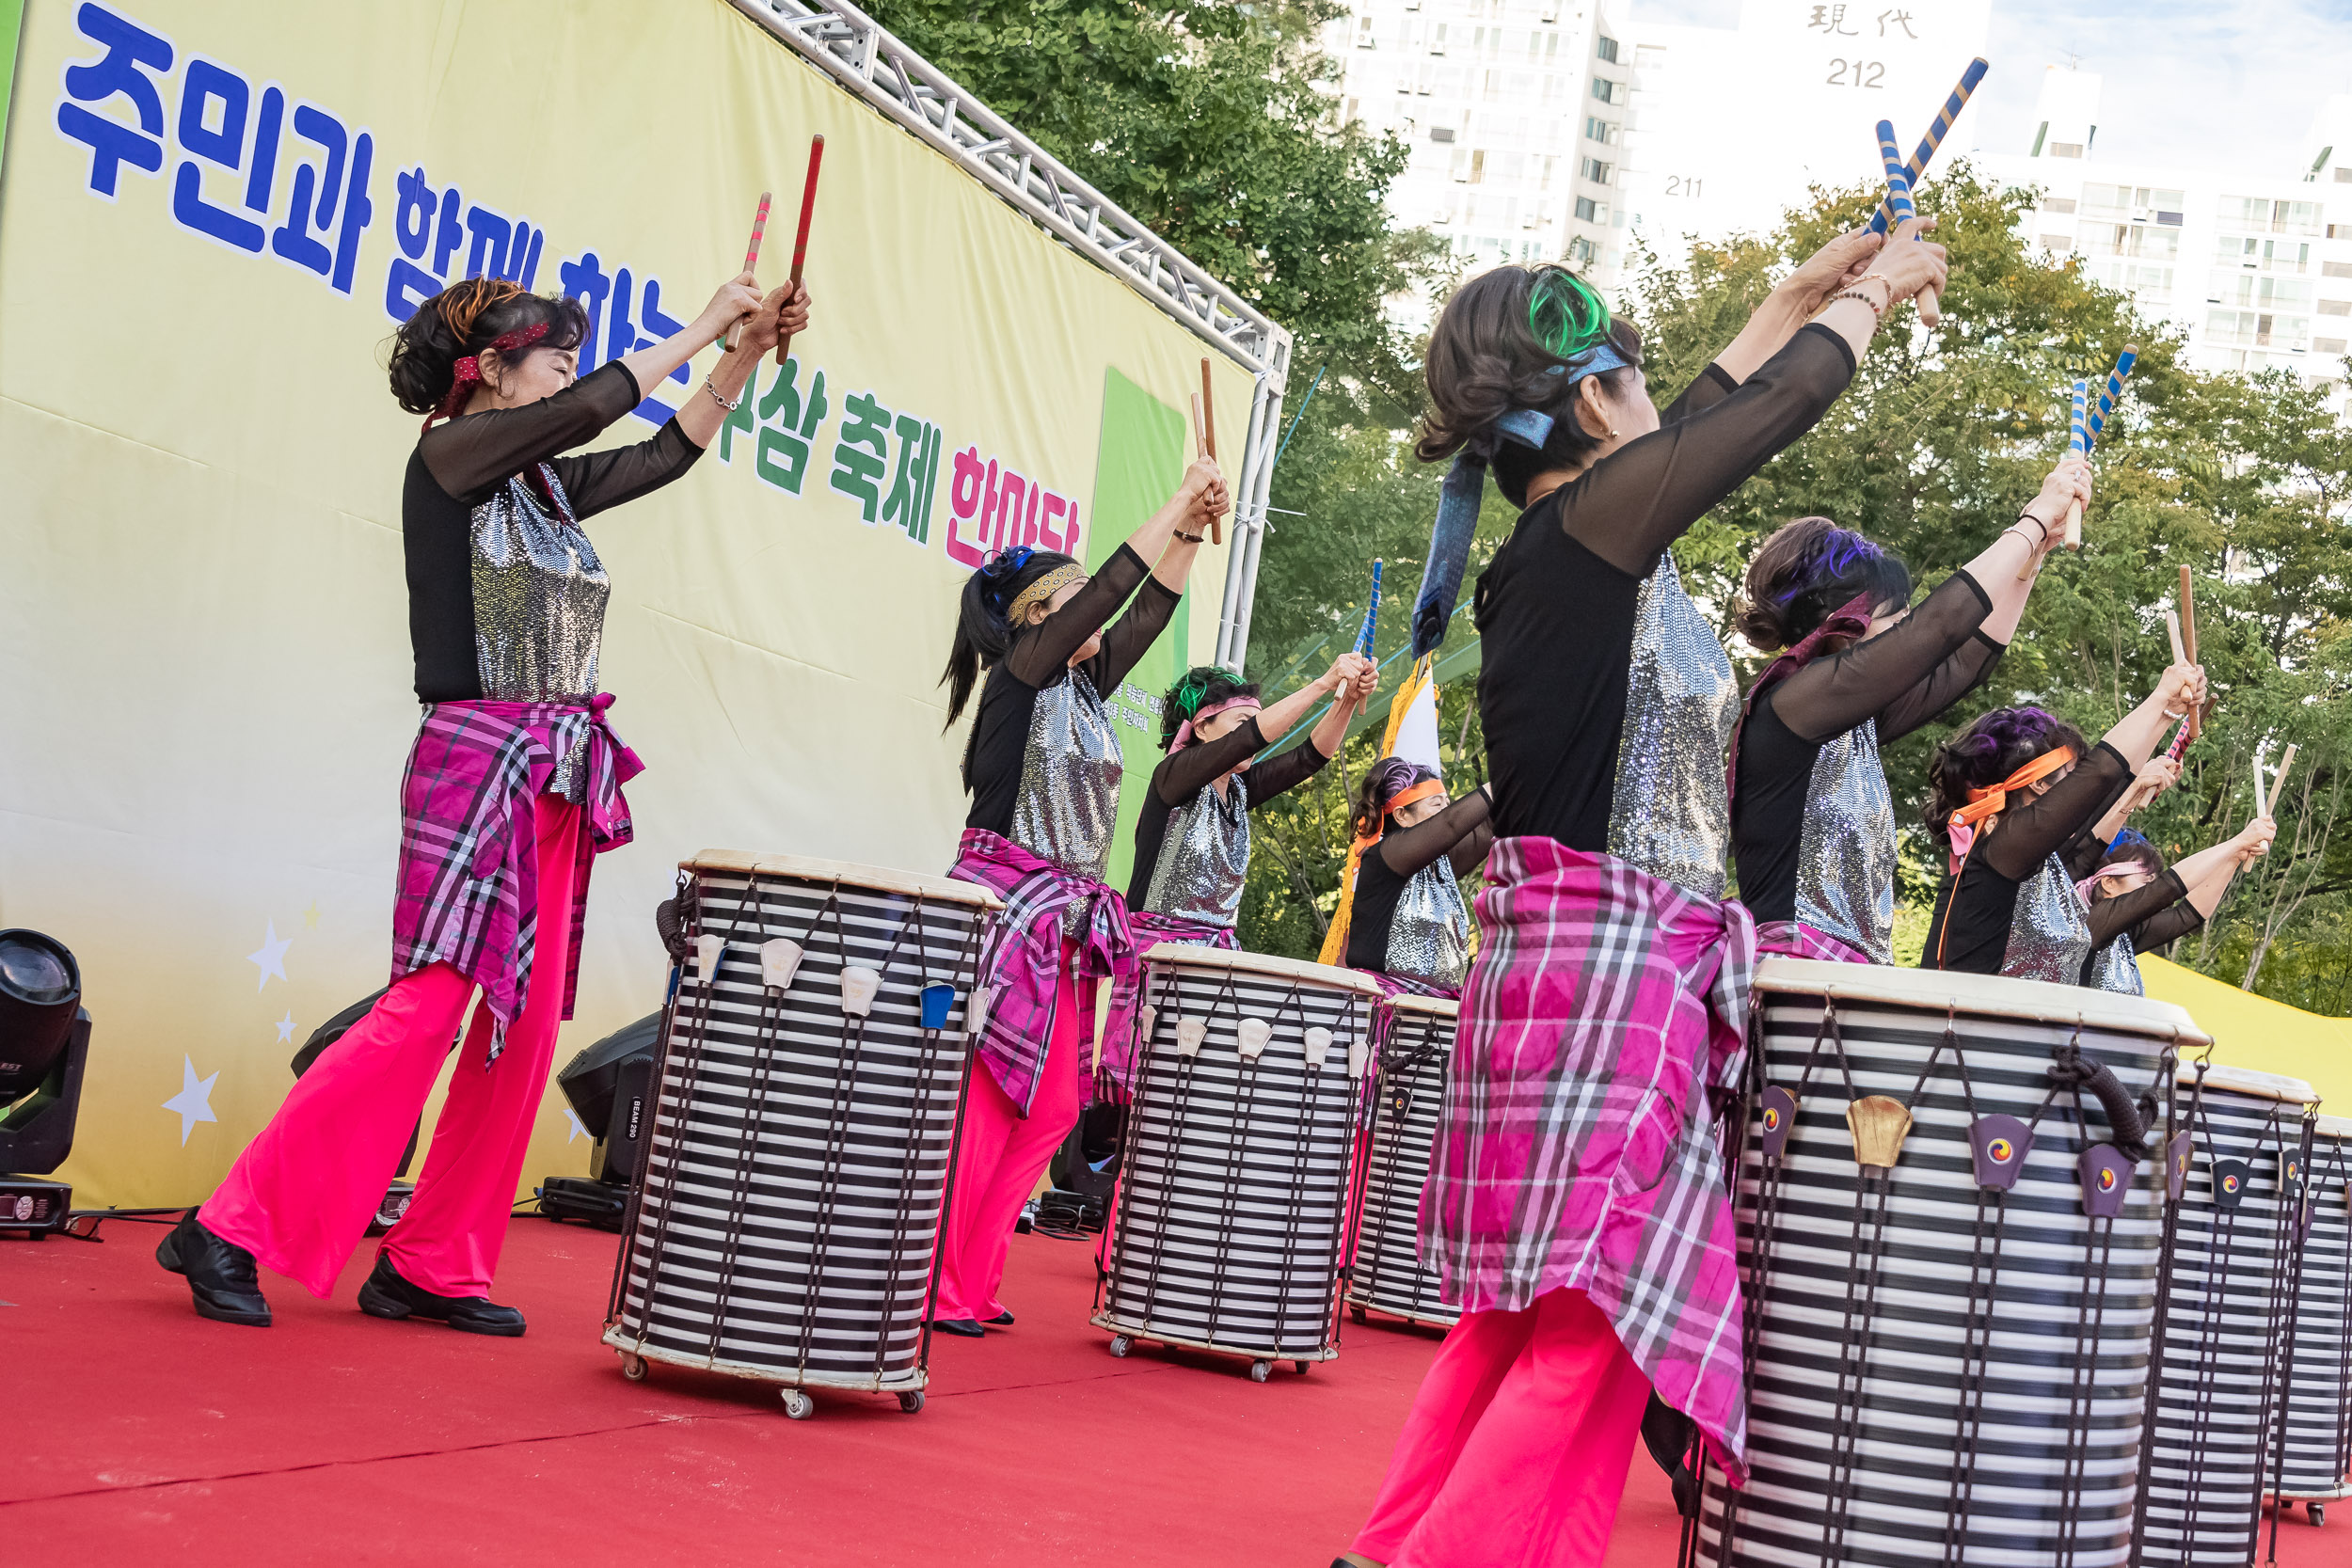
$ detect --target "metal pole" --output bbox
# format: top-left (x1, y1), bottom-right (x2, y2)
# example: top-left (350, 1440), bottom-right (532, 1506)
top-left (1215, 373), bottom-right (1283, 672)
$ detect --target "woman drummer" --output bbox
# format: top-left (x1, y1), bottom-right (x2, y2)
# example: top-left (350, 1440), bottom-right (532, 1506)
top-left (1099, 651), bottom-right (1377, 1081)
top-left (1341, 220), bottom-right (1947, 1568)
top-left (1343, 764), bottom-right (1493, 998)
top-left (161, 270), bottom-right (806, 1333)
top-left (1919, 664), bottom-right (2207, 980)
top-left (1728, 455), bottom-right (2090, 963)
top-left (2079, 822), bottom-right (2273, 994)
top-left (934, 460), bottom-right (1227, 1338)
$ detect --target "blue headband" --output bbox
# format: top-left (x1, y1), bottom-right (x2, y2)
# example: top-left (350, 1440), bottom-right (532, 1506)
top-left (1407, 342), bottom-right (1632, 657)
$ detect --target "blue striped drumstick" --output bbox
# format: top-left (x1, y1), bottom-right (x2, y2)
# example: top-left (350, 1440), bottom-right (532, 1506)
top-left (1876, 121), bottom-right (1939, 325)
top-left (2060, 380), bottom-right (2090, 548)
top-left (1869, 57), bottom-right (1990, 235)
top-left (2065, 349), bottom-right (2137, 546)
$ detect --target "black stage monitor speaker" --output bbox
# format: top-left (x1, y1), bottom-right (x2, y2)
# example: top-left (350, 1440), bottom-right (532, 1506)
top-left (0, 929), bottom-right (91, 1183)
top-left (555, 1011), bottom-right (661, 1184)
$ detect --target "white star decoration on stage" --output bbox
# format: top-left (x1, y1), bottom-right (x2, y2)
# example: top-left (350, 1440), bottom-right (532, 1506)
top-left (564, 1108), bottom-right (591, 1143)
top-left (247, 921), bottom-right (291, 990)
top-left (163, 1056), bottom-right (219, 1147)
top-left (275, 1012), bottom-right (295, 1044)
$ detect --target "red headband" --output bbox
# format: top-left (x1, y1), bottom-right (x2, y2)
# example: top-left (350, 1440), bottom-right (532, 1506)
top-left (424, 321), bottom-right (551, 429)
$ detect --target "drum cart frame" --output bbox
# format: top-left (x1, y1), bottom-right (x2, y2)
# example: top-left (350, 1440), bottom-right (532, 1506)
top-left (1345, 991), bottom-right (1461, 1333)
top-left (1091, 945), bottom-right (1383, 1382)
top-left (601, 852), bottom-right (999, 1418)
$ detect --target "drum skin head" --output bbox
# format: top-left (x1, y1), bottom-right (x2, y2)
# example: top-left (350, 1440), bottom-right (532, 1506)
top-left (2211, 1155), bottom-right (2251, 1210)
top-left (1758, 1085), bottom-right (1799, 1161)
top-left (2079, 1145), bottom-right (2135, 1217)
top-left (1968, 1115), bottom-right (2036, 1191)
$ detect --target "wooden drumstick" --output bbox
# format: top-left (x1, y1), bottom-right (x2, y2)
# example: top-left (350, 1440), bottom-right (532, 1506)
top-left (2165, 608), bottom-right (2185, 667)
top-left (2269, 744), bottom-right (2298, 816)
top-left (1189, 387), bottom-right (1222, 546)
top-left (2180, 566), bottom-right (2201, 741)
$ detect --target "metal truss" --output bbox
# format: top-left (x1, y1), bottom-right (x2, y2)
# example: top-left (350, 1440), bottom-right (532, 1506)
top-left (727, 0), bottom-right (1294, 390)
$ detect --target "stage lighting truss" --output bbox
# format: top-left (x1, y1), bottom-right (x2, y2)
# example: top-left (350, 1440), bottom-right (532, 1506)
top-left (725, 0), bottom-right (1293, 392)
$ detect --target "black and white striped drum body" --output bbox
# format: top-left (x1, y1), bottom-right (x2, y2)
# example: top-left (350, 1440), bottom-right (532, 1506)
top-left (1699, 961), bottom-right (2200, 1568)
top-left (603, 852), bottom-right (996, 1418)
top-left (2138, 1064), bottom-right (2317, 1560)
top-left (1348, 994), bottom-right (1459, 1330)
top-left (2276, 1113), bottom-right (2352, 1516)
top-left (1094, 945), bottom-right (1380, 1381)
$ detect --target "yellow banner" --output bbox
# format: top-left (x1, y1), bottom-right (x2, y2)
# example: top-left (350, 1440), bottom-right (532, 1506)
top-left (0, 0), bottom-right (1253, 1208)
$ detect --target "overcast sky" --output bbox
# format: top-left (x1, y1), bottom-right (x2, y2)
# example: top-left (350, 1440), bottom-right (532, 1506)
top-left (1629, 0), bottom-right (2352, 177)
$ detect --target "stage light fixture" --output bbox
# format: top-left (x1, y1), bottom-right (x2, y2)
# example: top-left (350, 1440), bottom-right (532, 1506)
top-left (539, 1010), bottom-right (661, 1230)
top-left (0, 928), bottom-right (91, 1237)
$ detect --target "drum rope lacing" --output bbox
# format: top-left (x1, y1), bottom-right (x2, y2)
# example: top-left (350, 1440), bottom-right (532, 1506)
top-left (1702, 995), bottom-right (2172, 1568)
top-left (1359, 1006), bottom-right (1452, 1321)
top-left (2265, 1107), bottom-right (2325, 1568)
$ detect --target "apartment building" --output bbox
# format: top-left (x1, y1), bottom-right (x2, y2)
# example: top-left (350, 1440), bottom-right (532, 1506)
top-left (1981, 70), bottom-right (2352, 408)
top-left (1326, 0), bottom-right (1634, 299)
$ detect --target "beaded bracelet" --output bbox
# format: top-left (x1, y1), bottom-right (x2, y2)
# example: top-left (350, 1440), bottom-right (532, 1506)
top-left (703, 378), bottom-right (743, 412)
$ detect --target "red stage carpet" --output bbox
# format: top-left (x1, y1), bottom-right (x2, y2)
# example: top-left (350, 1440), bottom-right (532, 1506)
top-left (4, 1217), bottom-right (2338, 1566)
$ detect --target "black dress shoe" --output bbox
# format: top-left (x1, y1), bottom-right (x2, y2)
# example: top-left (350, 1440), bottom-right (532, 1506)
top-left (930, 1317), bottom-right (986, 1338)
top-left (358, 1254), bottom-right (526, 1337)
top-left (983, 1310), bottom-right (1014, 1326)
top-left (156, 1211), bottom-right (272, 1326)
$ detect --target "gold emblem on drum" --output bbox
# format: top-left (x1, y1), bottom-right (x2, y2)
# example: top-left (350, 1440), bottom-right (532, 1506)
top-left (1845, 1096), bottom-right (1914, 1168)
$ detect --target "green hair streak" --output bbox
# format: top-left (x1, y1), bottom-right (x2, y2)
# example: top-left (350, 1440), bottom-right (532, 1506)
top-left (1528, 267), bottom-right (1613, 360)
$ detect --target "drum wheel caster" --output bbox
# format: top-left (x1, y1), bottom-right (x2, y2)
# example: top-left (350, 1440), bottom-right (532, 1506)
top-left (898, 1390), bottom-right (925, 1415)
top-left (618, 1353), bottom-right (647, 1383)
top-left (1295, 1360), bottom-right (1311, 1375)
top-left (1108, 1335), bottom-right (1133, 1359)
top-left (781, 1388), bottom-right (815, 1419)
top-left (1248, 1359), bottom-right (1272, 1383)
top-left (2310, 1502), bottom-right (2327, 1527)
top-left (1350, 1305), bottom-right (1367, 1323)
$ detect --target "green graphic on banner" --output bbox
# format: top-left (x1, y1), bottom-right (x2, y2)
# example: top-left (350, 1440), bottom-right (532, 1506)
top-left (1087, 366), bottom-right (1192, 896)
top-left (0, 0), bottom-right (25, 180)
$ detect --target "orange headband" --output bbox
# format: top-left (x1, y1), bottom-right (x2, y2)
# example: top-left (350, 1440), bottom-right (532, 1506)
top-left (1358, 777), bottom-right (1446, 849)
top-left (1947, 745), bottom-right (2077, 868)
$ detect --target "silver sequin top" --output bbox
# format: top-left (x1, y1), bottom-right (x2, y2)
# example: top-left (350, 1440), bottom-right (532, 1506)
top-left (1141, 778), bottom-right (1251, 928)
top-left (1998, 851), bottom-right (2095, 986)
top-left (1608, 552), bottom-right (1739, 900)
top-left (470, 467), bottom-right (607, 705)
top-left (1010, 668), bottom-right (1125, 888)
top-left (2084, 933), bottom-right (2145, 995)
top-left (1387, 861), bottom-right (1470, 991)
top-left (1794, 720), bottom-right (1897, 963)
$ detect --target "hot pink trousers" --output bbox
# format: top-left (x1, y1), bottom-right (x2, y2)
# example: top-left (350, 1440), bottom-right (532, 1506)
top-left (202, 796), bottom-right (582, 1300)
top-left (1353, 1286), bottom-right (1653, 1568)
top-left (933, 942), bottom-right (1086, 1322)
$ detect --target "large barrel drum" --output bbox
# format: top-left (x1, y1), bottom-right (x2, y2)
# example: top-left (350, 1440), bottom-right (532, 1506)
top-left (1698, 960), bottom-right (2201, 1568)
top-left (603, 852), bottom-right (997, 1418)
top-left (2274, 1113), bottom-right (2352, 1523)
top-left (2137, 1062), bottom-right (2316, 1562)
top-left (1347, 992), bottom-right (1459, 1330)
top-left (1093, 945), bottom-right (1380, 1381)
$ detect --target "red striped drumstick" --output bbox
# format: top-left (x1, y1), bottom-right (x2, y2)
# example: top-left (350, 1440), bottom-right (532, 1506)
top-left (721, 191), bottom-right (772, 353)
top-left (775, 135), bottom-right (826, 368)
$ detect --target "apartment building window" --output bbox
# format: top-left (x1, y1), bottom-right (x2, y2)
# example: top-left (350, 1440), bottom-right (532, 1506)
top-left (1430, 125), bottom-right (1456, 142)
top-left (1429, 23), bottom-right (1447, 53)
top-left (1575, 196), bottom-right (1601, 222)
top-left (2319, 300), bottom-right (2351, 316)
top-left (1570, 235), bottom-right (1597, 266)
top-left (2206, 309), bottom-right (2311, 351)
top-left (1580, 157), bottom-right (1613, 185)
top-left (2041, 234), bottom-right (2074, 253)
top-left (2049, 142), bottom-right (2085, 159)
top-left (2324, 261), bottom-right (2352, 279)
top-left (1356, 14), bottom-right (1376, 48)
top-left (2207, 274), bottom-right (2313, 311)
top-left (1538, 153), bottom-right (1557, 190)
top-left (2043, 197), bottom-right (2077, 214)
top-left (1591, 76), bottom-right (1618, 103)
top-left (1596, 35), bottom-right (1620, 62)
top-left (2318, 338), bottom-right (2349, 355)
top-left (2219, 196), bottom-right (2325, 235)
top-left (1585, 116), bottom-right (1618, 144)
